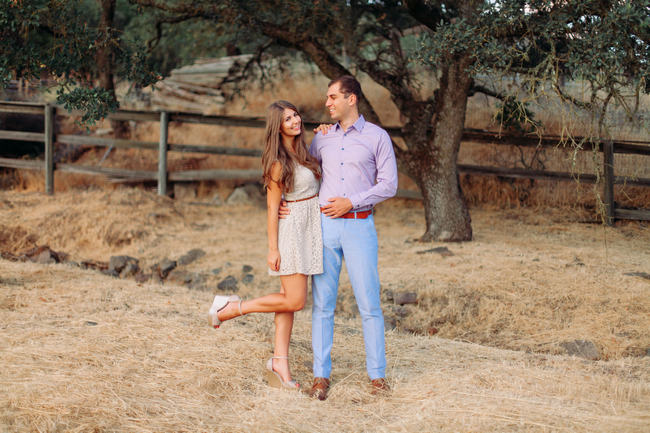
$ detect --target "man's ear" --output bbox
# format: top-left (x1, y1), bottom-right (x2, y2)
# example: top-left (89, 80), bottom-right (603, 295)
top-left (348, 93), bottom-right (357, 106)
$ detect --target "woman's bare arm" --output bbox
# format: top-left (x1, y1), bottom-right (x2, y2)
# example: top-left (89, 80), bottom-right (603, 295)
top-left (266, 161), bottom-right (283, 271)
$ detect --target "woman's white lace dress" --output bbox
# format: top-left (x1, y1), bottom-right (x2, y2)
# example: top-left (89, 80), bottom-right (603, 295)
top-left (268, 162), bottom-right (323, 276)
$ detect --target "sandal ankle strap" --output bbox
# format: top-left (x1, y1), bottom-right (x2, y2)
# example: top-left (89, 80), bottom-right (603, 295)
top-left (272, 355), bottom-right (289, 360)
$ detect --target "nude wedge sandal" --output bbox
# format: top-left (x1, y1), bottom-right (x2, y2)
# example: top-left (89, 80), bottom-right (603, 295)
top-left (208, 295), bottom-right (242, 328)
top-left (265, 356), bottom-right (300, 390)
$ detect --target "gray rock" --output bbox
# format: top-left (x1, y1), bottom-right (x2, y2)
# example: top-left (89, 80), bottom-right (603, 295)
top-left (226, 184), bottom-right (266, 208)
top-left (416, 246), bottom-right (454, 257)
top-left (384, 316), bottom-right (397, 331)
top-left (154, 258), bottom-right (177, 279)
top-left (211, 267), bottom-right (222, 275)
top-left (25, 246), bottom-right (66, 264)
top-left (560, 340), bottom-right (600, 360)
top-left (177, 249), bottom-right (206, 266)
top-left (120, 262), bottom-right (140, 278)
top-left (134, 272), bottom-right (150, 283)
top-left (217, 275), bottom-right (238, 292)
top-left (242, 264), bottom-right (253, 273)
top-left (35, 249), bottom-right (57, 264)
top-left (85, 321), bottom-right (98, 326)
top-left (383, 289), bottom-right (394, 302)
top-left (394, 291), bottom-right (418, 305)
top-left (101, 269), bottom-right (120, 278)
top-left (391, 305), bottom-right (410, 318)
top-left (167, 269), bottom-right (194, 285)
top-left (242, 273), bottom-right (254, 284)
top-left (109, 255), bottom-right (139, 273)
top-left (624, 271), bottom-right (650, 280)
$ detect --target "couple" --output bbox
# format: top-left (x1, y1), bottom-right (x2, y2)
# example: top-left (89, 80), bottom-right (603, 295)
top-left (208, 75), bottom-right (398, 400)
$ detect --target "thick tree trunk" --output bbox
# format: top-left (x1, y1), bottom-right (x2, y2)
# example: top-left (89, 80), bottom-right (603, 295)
top-left (402, 60), bottom-right (473, 242)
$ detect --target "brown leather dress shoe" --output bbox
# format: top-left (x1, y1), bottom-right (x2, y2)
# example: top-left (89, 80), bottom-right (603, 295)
top-left (370, 378), bottom-right (390, 395)
top-left (308, 377), bottom-right (330, 401)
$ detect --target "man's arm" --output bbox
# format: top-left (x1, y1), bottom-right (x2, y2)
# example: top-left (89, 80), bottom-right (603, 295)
top-left (348, 130), bottom-right (398, 210)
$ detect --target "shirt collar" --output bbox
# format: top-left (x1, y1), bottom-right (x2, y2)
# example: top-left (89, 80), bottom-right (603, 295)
top-left (335, 115), bottom-right (366, 133)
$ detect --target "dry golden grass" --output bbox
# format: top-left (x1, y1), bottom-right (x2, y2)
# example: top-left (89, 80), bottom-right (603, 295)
top-left (1, 189), bottom-right (649, 432)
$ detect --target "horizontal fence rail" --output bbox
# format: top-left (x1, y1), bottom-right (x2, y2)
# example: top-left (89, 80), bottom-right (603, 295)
top-left (1, 101), bottom-right (649, 223)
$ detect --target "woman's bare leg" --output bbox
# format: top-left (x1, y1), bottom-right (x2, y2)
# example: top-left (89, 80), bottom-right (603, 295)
top-left (217, 274), bottom-right (308, 382)
top-left (217, 273), bottom-right (308, 319)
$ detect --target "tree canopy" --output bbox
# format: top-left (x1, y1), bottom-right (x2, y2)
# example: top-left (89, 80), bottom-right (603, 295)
top-left (2, 0), bottom-right (647, 239)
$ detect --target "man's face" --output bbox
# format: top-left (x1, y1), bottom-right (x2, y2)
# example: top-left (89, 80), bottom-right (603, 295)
top-left (325, 82), bottom-right (352, 122)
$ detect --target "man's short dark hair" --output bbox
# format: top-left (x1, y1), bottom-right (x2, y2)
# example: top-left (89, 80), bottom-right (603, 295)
top-left (328, 75), bottom-right (361, 100)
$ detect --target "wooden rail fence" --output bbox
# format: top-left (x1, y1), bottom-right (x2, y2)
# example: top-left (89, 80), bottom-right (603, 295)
top-left (1, 100), bottom-right (649, 224)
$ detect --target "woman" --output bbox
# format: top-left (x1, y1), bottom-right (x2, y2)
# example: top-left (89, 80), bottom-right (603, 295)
top-left (208, 100), bottom-right (323, 389)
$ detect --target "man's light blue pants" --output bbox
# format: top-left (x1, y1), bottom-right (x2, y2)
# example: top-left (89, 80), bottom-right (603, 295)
top-left (312, 213), bottom-right (386, 380)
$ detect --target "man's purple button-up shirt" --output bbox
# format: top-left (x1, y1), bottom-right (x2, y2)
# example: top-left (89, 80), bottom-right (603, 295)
top-left (309, 115), bottom-right (398, 211)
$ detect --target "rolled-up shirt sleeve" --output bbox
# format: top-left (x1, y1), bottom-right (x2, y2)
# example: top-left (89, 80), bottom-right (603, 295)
top-left (349, 130), bottom-right (398, 209)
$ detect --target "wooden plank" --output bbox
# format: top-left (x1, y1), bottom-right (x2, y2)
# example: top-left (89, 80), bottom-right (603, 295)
top-left (169, 168), bottom-right (262, 182)
top-left (57, 134), bottom-right (158, 150)
top-left (0, 157), bottom-right (43, 170)
top-left (458, 164), bottom-right (598, 183)
top-left (56, 163), bottom-right (156, 179)
top-left (614, 208), bottom-right (650, 221)
top-left (170, 113), bottom-right (267, 128)
top-left (614, 176), bottom-right (650, 187)
top-left (169, 143), bottom-right (262, 156)
top-left (158, 112), bottom-right (169, 195)
top-left (0, 105), bottom-right (44, 115)
top-left (44, 105), bottom-right (54, 195)
top-left (0, 101), bottom-right (45, 107)
top-left (0, 130), bottom-right (45, 142)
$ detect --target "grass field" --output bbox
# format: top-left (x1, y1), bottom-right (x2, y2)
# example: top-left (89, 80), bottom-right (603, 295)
top-left (1, 189), bottom-right (649, 432)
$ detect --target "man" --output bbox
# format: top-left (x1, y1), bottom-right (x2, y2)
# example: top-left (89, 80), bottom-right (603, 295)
top-left (306, 75), bottom-right (398, 400)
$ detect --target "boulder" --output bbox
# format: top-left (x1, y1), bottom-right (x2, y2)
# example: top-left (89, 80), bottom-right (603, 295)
top-left (226, 184), bottom-right (266, 208)
top-left (120, 262), bottom-right (140, 278)
top-left (394, 291), bottom-right (418, 305)
top-left (177, 249), bottom-right (206, 266)
top-left (109, 255), bottom-right (139, 274)
top-left (560, 340), bottom-right (600, 360)
top-left (242, 273), bottom-right (254, 285)
top-left (24, 245), bottom-right (67, 264)
top-left (152, 258), bottom-right (177, 279)
top-left (416, 246), bottom-right (454, 257)
top-left (217, 275), bottom-right (238, 292)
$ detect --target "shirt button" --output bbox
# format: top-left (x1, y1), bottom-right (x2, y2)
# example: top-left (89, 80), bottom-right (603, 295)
top-left (340, 162), bottom-right (343, 165)
top-left (341, 178), bottom-right (344, 181)
top-left (341, 147), bottom-right (344, 150)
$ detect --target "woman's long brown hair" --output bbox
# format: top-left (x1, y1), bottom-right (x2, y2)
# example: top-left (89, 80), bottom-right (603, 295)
top-left (262, 100), bottom-right (320, 193)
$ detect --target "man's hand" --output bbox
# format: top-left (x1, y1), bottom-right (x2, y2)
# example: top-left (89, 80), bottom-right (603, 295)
top-left (313, 123), bottom-right (334, 135)
top-left (278, 200), bottom-right (290, 219)
top-left (321, 197), bottom-right (353, 218)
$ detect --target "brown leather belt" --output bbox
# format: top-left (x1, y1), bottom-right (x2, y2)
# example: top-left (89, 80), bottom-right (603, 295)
top-left (320, 207), bottom-right (372, 219)
top-left (285, 193), bottom-right (318, 203)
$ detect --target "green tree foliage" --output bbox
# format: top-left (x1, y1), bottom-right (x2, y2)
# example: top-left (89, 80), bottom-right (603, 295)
top-left (0, 0), bottom-right (158, 123)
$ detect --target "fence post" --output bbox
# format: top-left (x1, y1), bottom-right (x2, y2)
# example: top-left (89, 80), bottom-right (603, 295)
top-left (603, 140), bottom-right (615, 225)
top-left (44, 104), bottom-right (54, 195)
top-left (158, 111), bottom-right (169, 196)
